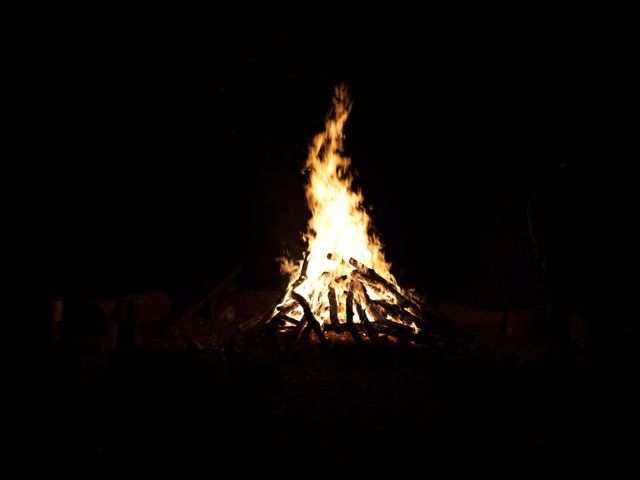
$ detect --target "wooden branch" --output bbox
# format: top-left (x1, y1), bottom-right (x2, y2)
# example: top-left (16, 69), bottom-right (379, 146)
top-left (286, 317), bottom-right (308, 348)
top-left (258, 312), bottom-right (288, 336)
top-left (374, 318), bottom-right (415, 336)
top-left (344, 289), bottom-right (362, 344)
top-left (355, 300), bottom-right (379, 342)
top-left (372, 300), bottom-right (421, 327)
top-left (348, 258), bottom-right (414, 308)
top-left (282, 315), bottom-right (300, 326)
top-left (249, 300), bottom-right (297, 333)
top-left (354, 279), bottom-right (387, 323)
top-left (328, 287), bottom-right (340, 327)
top-left (299, 322), bottom-right (313, 344)
top-left (291, 292), bottom-right (327, 345)
top-left (300, 251), bottom-right (310, 277)
top-left (291, 251), bottom-right (310, 289)
top-left (322, 323), bottom-right (346, 333)
top-left (277, 302), bottom-right (297, 315)
top-left (352, 281), bottom-right (416, 336)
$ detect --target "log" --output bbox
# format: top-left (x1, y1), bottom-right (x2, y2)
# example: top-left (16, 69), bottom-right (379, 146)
top-left (348, 258), bottom-right (398, 294)
top-left (344, 289), bottom-right (362, 344)
top-left (286, 317), bottom-right (308, 348)
top-left (300, 251), bottom-right (310, 277)
top-left (349, 264), bottom-right (458, 340)
top-left (291, 292), bottom-right (327, 345)
top-left (248, 301), bottom-right (296, 333)
top-left (291, 251), bottom-right (311, 289)
top-left (322, 323), bottom-right (346, 333)
top-left (355, 300), bottom-right (379, 342)
top-left (282, 315), bottom-right (300, 326)
top-left (276, 302), bottom-right (298, 315)
top-left (374, 318), bottom-right (415, 336)
top-left (268, 312), bottom-right (288, 331)
top-left (354, 279), bottom-right (387, 324)
top-left (372, 300), bottom-right (421, 327)
top-left (327, 287), bottom-right (340, 327)
top-left (299, 322), bottom-right (313, 344)
top-left (348, 258), bottom-right (420, 310)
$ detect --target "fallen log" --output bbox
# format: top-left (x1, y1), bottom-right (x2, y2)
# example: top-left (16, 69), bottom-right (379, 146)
top-left (291, 251), bottom-right (310, 289)
top-left (286, 317), bottom-right (308, 348)
top-left (348, 258), bottom-right (407, 303)
top-left (354, 279), bottom-right (388, 324)
top-left (372, 300), bottom-right (421, 327)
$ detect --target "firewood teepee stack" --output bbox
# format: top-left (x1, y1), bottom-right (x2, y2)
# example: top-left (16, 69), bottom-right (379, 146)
top-left (247, 85), bottom-right (471, 347)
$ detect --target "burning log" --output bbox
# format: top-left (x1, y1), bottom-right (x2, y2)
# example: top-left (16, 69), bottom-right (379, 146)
top-left (374, 318), bottom-right (415, 336)
top-left (348, 258), bottom-right (407, 303)
top-left (355, 300), bottom-right (378, 342)
top-left (277, 302), bottom-right (298, 315)
top-left (282, 315), bottom-right (300, 326)
top-left (327, 287), bottom-right (340, 327)
top-left (248, 300), bottom-right (300, 335)
top-left (286, 317), bottom-right (308, 348)
top-left (372, 300), bottom-right (420, 326)
top-left (291, 251), bottom-right (311, 289)
top-left (354, 279), bottom-right (388, 323)
top-left (344, 289), bottom-right (362, 344)
top-left (291, 292), bottom-right (327, 345)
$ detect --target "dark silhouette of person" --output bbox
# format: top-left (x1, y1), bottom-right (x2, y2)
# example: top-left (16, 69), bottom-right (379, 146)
top-left (527, 138), bottom-right (608, 361)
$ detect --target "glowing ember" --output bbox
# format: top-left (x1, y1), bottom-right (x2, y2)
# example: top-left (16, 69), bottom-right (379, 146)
top-left (267, 84), bottom-right (427, 343)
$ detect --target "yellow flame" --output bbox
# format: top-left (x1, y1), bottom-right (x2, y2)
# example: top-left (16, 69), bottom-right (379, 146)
top-left (278, 84), bottom-right (401, 324)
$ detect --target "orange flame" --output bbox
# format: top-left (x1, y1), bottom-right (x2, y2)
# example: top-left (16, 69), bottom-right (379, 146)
top-left (278, 85), bottom-right (402, 325)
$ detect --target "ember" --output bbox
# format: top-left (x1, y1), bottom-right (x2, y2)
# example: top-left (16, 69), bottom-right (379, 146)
top-left (250, 85), bottom-right (466, 345)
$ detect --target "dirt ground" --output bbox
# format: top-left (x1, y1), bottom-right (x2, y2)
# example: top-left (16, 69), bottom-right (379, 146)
top-left (3, 303), bottom-right (640, 479)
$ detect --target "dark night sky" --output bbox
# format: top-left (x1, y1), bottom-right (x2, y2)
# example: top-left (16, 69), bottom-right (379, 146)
top-left (3, 5), bottom-right (636, 300)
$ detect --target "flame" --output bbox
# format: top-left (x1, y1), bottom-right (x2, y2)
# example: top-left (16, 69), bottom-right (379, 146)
top-left (277, 85), bottom-right (403, 326)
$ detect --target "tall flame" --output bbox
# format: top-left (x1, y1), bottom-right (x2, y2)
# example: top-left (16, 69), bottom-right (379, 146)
top-left (278, 85), bottom-right (400, 324)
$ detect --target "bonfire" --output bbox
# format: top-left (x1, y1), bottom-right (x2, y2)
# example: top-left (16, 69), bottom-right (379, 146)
top-left (250, 85), bottom-right (465, 346)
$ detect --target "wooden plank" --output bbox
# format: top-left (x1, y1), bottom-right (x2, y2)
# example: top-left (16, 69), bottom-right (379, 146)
top-left (355, 300), bottom-right (379, 343)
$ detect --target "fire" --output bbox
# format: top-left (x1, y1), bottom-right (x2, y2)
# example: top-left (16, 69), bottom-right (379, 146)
top-left (300, 85), bottom-right (393, 286)
top-left (274, 84), bottom-right (417, 337)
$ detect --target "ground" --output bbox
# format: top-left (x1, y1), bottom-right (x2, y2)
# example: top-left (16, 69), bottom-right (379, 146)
top-left (3, 305), bottom-right (640, 479)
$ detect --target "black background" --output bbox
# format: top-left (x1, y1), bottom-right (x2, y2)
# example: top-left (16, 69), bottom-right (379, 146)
top-left (4, 5), bottom-right (636, 300)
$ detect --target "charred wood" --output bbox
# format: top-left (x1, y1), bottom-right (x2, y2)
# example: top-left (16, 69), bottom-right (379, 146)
top-left (355, 300), bottom-right (379, 342)
top-left (291, 292), bottom-right (327, 345)
top-left (328, 287), bottom-right (340, 327)
top-left (344, 290), bottom-right (362, 344)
